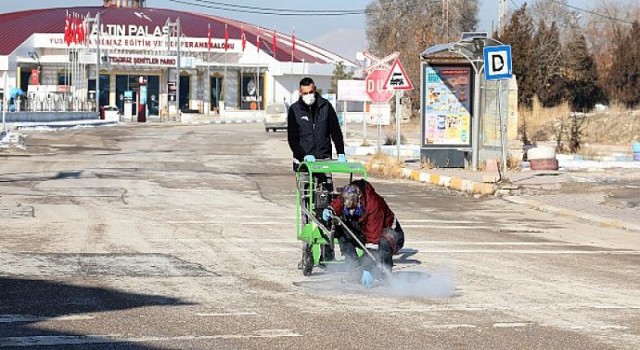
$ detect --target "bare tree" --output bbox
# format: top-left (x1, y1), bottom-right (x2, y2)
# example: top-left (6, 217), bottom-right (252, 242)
top-left (366, 0), bottom-right (479, 111)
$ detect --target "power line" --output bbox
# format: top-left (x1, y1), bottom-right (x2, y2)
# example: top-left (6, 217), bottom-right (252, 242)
top-left (166, 0), bottom-right (367, 16)
top-left (172, 0), bottom-right (365, 14)
top-left (546, 0), bottom-right (632, 25)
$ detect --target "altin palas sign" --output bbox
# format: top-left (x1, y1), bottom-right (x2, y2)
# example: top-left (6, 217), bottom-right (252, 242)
top-left (34, 33), bottom-right (239, 53)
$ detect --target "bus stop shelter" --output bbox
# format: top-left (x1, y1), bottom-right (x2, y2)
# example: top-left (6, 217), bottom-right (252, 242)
top-left (420, 34), bottom-right (518, 169)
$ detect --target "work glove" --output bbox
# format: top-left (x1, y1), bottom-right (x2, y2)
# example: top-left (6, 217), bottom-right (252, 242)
top-left (337, 154), bottom-right (347, 163)
top-left (322, 208), bottom-right (333, 221)
top-left (303, 155), bottom-right (316, 162)
top-left (361, 270), bottom-right (374, 289)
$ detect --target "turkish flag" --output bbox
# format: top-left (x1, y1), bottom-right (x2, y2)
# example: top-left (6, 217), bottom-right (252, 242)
top-left (78, 16), bottom-right (85, 45)
top-left (207, 23), bottom-right (211, 52)
top-left (241, 25), bottom-right (246, 52)
top-left (64, 13), bottom-right (72, 46)
top-left (224, 23), bottom-right (228, 51)
top-left (256, 27), bottom-right (260, 53)
top-left (72, 14), bottom-right (79, 44)
top-left (271, 28), bottom-right (277, 58)
top-left (291, 26), bottom-right (295, 56)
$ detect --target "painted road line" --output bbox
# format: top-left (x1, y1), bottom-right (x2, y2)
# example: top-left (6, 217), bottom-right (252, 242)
top-left (492, 322), bottom-right (534, 328)
top-left (352, 304), bottom-right (640, 313)
top-left (196, 311), bottom-right (258, 317)
top-left (0, 315), bottom-right (94, 323)
top-left (406, 241), bottom-right (585, 246)
top-left (165, 221), bottom-right (293, 225)
top-left (401, 225), bottom-right (494, 229)
top-left (0, 329), bottom-right (302, 347)
top-left (423, 324), bottom-right (477, 329)
top-left (137, 248), bottom-right (638, 254)
top-left (400, 219), bottom-right (479, 224)
top-left (402, 249), bottom-right (639, 255)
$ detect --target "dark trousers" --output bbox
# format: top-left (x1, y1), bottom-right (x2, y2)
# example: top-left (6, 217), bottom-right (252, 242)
top-left (336, 220), bottom-right (405, 273)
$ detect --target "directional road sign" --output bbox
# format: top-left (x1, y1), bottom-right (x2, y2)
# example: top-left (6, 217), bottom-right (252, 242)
top-left (383, 58), bottom-right (413, 90)
top-left (483, 45), bottom-right (512, 81)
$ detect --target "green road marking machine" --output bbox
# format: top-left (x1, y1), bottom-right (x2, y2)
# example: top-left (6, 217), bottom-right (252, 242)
top-left (295, 160), bottom-right (367, 276)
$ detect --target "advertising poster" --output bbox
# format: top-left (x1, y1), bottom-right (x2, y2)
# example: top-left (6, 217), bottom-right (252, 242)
top-left (423, 65), bottom-right (472, 146)
top-left (241, 76), bottom-right (262, 110)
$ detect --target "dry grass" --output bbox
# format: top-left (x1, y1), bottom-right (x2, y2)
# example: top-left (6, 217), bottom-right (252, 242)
top-left (507, 155), bottom-right (521, 170)
top-left (520, 96), bottom-right (640, 148)
top-left (365, 152), bottom-right (404, 178)
top-left (421, 158), bottom-right (437, 169)
top-left (520, 96), bottom-right (571, 143)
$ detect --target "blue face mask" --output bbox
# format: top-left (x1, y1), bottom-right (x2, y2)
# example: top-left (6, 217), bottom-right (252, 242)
top-left (345, 205), bottom-right (364, 218)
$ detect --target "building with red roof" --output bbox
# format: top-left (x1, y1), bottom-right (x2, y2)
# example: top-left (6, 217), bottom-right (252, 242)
top-left (0, 0), bottom-right (354, 118)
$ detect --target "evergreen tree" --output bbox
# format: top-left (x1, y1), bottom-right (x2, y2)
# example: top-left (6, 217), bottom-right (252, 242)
top-left (497, 4), bottom-right (535, 108)
top-left (329, 62), bottom-right (353, 95)
top-left (607, 20), bottom-right (640, 107)
top-left (532, 20), bottom-right (565, 107)
top-left (564, 32), bottom-right (604, 111)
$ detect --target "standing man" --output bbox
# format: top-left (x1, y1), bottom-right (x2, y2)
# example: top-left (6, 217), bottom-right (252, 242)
top-left (288, 77), bottom-right (346, 266)
top-left (287, 77), bottom-right (346, 169)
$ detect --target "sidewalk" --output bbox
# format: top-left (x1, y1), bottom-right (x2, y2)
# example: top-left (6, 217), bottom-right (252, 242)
top-left (352, 142), bottom-right (640, 233)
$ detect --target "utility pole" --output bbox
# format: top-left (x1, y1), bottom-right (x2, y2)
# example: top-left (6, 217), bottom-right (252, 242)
top-left (86, 13), bottom-right (101, 114)
top-left (442, 0), bottom-right (450, 41)
top-left (166, 18), bottom-right (182, 122)
top-left (499, 0), bottom-right (508, 34)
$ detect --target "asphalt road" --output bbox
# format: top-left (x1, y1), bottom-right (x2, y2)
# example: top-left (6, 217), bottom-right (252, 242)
top-left (0, 124), bottom-right (639, 349)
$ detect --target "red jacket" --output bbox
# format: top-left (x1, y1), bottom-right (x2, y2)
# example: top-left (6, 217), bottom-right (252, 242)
top-left (330, 180), bottom-right (395, 244)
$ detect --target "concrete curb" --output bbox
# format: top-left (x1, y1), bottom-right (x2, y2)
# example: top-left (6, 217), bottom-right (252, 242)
top-left (503, 196), bottom-right (640, 233)
top-left (370, 163), bottom-right (498, 196)
top-left (13, 121), bottom-right (118, 130)
top-left (187, 119), bottom-right (259, 125)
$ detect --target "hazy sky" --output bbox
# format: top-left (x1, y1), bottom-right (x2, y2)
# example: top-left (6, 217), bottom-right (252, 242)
top-left (0, 0), bottom-right (589, 58)
top-left (0, 0), bottom-right (550, 38)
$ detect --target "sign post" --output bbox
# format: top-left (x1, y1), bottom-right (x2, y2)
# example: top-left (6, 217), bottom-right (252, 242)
top-left (483, 45), bottom-right (512, 179)
top-left (383, 58), bottom-right (413, 161)
top-left (365, 69), bottom-right (394, 147)
top-left (2, 72), bottom-right (7, 133)
top-left (338, 79), bottom-right (369, 139)
top-left (361, 52), bottom-right (398, 146)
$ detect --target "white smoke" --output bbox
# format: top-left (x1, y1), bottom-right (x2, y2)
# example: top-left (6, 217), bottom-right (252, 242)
top-left (386, 264), bottom-right (456, 298)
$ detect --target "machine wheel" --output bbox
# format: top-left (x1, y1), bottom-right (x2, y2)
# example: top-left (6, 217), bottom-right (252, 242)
top-left (272, 128), bottom-right (277, 132)
top-left (265, 128), bottom-right (269, 133)
top-left (301, 245), bottom-right (314, 276)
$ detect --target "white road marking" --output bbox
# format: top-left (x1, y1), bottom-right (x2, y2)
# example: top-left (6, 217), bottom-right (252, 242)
top-left (492, 322), bottom-right (534, 328)
top-left (401, 225), bottom-right (493, 229)
top-left (400, 219), bottom-right (479, 224)
top-left (0, 314), bottom-right (95, 323)
top-left (146, 239), bottom-right (594, 247)
top-left (165, 221), bottom-right (292, 225)
top-left (377, 304), bottom-right (640, 312)
top-left (423, 324), bottom-right (477, 329)
top-left (0, 329), bottom-right (302, 347)
top-left (196, 312), bottom-right (258, 317)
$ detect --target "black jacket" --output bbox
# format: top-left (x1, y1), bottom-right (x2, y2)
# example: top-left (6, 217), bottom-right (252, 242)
top-left (287, 93), bottom-right (345, 168)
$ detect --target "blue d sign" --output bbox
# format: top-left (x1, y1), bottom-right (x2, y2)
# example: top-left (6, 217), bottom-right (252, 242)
top-left (483, 45), bottom-right (512, 81)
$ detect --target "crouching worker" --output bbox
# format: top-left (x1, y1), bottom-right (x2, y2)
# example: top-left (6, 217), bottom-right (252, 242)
top-left (322, 179), bottom-right (404, 288)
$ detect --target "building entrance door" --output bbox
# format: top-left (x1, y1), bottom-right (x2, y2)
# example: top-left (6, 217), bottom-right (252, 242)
top-left (179, 75), bottom-right (190, 111)
top-left (210, 76), bottom-right (222, 113)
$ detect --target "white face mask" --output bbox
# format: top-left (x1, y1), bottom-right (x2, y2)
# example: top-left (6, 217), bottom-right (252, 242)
top-left (302, 93), bottom-right (316, 106)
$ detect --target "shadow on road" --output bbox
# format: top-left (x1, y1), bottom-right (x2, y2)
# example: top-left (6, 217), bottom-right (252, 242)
top-left (0, 277), bottom-right (193, 349)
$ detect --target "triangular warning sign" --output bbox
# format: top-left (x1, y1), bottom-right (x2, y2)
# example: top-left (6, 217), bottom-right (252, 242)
top-left (383, 58), bottom-right (413, 91)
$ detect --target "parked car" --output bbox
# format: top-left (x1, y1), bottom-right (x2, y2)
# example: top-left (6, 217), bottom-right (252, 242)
top-left (102, 106), bottom-right (121, 122)
top-left (263, 102), bottom-right (288, 132)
